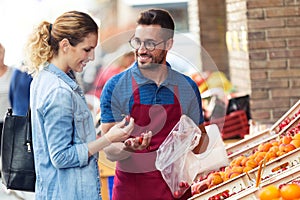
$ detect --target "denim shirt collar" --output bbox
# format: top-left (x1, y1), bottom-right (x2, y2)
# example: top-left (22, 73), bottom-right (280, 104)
top-left (45, 63), bottom-right (84, 96)
top-left (131, 61), bottom-right (177, 87)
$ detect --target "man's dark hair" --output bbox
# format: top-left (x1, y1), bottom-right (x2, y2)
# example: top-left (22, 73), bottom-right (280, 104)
top-left (137, 8), bottom-right (175, 39)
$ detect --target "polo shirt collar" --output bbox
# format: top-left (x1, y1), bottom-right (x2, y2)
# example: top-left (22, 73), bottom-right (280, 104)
top-left (131, 61), bottom-right (178, 86)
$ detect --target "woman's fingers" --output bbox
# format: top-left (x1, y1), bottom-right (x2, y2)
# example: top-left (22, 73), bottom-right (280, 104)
top-left (122, 117), bottom-right (134, 134)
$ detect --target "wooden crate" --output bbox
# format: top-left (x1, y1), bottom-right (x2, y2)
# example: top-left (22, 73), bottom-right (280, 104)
top-left (227, 114), bottom-right (300, 163)
top-left (190, 116), bottom-right (300, 200)
top-left (227, 164), bottom-right (300, 200)
top-left (271, 99), bottom-right (300, 134)
top-left (189, 172), bottom-right (254, 200)
top-left (189, 148), bottom-right (300, 200)
top-left (225, 99), bottom-right (300, 156)
top-left (226, 129), bottom-right (272, 156)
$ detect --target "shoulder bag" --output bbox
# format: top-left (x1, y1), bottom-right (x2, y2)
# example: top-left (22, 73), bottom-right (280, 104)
top-left (1, 108), bottom-right (36, 192)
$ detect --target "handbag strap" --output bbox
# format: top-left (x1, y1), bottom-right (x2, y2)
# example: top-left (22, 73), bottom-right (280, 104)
top-left (26, 108), bottom-right (33, 152)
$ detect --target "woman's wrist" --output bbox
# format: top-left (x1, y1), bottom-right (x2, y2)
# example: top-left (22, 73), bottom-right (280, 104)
top-left (103, 134), bottom-right (112, 146)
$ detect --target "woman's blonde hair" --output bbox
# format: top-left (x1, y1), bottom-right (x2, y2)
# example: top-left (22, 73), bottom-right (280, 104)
top-left (25, 10), bottom-right (98, 76)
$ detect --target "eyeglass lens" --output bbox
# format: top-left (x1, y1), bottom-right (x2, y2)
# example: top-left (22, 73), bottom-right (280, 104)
top-left (129, 38), bottom-right (164, 51)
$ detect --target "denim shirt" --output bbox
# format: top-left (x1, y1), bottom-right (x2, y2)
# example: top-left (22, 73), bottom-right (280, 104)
top-left (30, 64), bottom-right (101, 200)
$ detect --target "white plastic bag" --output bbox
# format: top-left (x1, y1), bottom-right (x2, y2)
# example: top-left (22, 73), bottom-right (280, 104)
top-left (156, 116), bottom-right (229, 199)
top-left (186, 124), bottom-right (229, 177)
top-left (156, 115), bottom-right (201, 198)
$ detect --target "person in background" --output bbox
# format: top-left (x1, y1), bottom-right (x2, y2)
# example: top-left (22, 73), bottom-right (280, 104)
top-left (9, 63), bottom-right (33, 116)
top-left (100, 8), bottom-right (208, 200)
top-left (87, 51), bottom-right (135, 99)
top-left (0, 43), bottom-right (13, 154)
top-left (24, 10), bottom-right (134, 200)
top-left (85, 51), bottom-right (135, 126)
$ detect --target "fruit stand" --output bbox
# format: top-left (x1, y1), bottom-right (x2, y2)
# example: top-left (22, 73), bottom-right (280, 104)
top-left (189, 100), bottom-right (300, 200)
top-left (226, 99), bottom-right (300, 156)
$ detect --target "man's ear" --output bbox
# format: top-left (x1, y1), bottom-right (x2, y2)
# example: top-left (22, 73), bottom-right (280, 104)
top-left (165, 38), bottom-right (173, 50)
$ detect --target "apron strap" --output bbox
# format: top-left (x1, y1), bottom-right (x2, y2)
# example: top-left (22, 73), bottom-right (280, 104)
top-left (131, 76), bottom-right (140, 104)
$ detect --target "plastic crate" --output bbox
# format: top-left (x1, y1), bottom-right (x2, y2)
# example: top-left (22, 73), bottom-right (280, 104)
top-left (205, 110), bottom-right (249, 139)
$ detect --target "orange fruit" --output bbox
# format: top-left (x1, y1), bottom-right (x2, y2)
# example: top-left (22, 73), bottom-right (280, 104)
top-left (265, 151), bottom-right (277, 162)
top-left (279, 144), bottom-right (286, 152)
top-left (207, 172), bottom-right (223, 186)
top-left (211, 174), bottom-right (223, 185)
top-left (255, 152), bottom-right (267, 164)
top-left (280, 183), bottom-right (300, 200)
top-left (257, 143), bottom-right (265, 152)
top-left (293, 133), bottom-right (300, 140)
top-left (285, 143), bottom-right (296, 152)
top-left (291, 139), bottom-right (300, 148)
top-left (276, 150), bottom-right (286, 157)
top-left (231, 166), bottom-right (244, 174)
top-left (231, 155), bottom-right (247, 166)
top-left (240, 157), bottom-right (249, 167)
top-left (270, 140), bottom-right (280, 146)
top-left (258, 185), bottom-right (281, 200)
top-left (246, 159), bottom-right (258, 168)
top-left (258, 142), bottom-right (273, 152)
top-left (281, 135), bottom-right (293, 145)
top-left (243, 166), bottom-right (253, 173)
top-left (269, 145), bottom-right (280, 152)
top-left (229, 172), bottom-right (240, 179)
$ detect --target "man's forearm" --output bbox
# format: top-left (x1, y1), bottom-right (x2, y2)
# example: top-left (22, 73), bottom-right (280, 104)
top-left (193, 124), bottom-right (208, 154)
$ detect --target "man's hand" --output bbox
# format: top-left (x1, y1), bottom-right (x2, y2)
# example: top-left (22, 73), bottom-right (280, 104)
top-left (124, 131), bottom-right (152, 151)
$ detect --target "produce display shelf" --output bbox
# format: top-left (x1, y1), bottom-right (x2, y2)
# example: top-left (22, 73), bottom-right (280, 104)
top-left (226, 129), bottom-right (272, 156)
top-left (227, 164), bottom-right (300, 200)
top-left (227, 114), bottom-right (300, 163)
top-left (259, 163), bottom-right (300, 188)
top-left (225, 99), bottom-right (300, 156)
top-left (248, 148), bottom-right (300, 182)
top-left (191, 148), bottom-right (300, 200)
top-left (189, 172), bottom-right (254, 200)
top-left (189, 100), bottom-right (300, 200)
top-left (271, 99), bottom-right (300, 134)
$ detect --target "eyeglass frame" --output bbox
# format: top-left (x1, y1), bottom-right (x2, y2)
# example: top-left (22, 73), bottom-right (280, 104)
top-left (128, 36), bottom-right (166, 52)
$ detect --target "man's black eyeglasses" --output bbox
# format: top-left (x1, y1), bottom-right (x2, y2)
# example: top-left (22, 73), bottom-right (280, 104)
top-left (129, 37), bottom-right (165, 52)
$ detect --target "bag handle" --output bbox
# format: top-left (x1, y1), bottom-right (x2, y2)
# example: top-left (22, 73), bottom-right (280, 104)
top-left (189, 132), bottom-right (201, 151)
top-left (26, 108), bottom-right (33, 152)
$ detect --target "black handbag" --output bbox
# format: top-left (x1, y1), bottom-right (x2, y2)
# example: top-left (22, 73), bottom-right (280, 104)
top-left (1, 108), bottom-right (36, 192)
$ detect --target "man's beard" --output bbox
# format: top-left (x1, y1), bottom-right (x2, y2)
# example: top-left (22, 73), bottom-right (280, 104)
top-left (138, 50), bottom-right (166, 69)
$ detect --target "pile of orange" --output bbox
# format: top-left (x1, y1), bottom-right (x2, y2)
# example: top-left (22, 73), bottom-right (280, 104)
top-left (291, 132), bottom-right (300, 148)
top-left (202, 133), bottom-right (300, 189)
top-left (258, 183), bottom-right (300, 200)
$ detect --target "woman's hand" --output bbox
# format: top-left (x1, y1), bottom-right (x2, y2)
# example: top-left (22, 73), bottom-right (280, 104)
top-left (105, 116), bottom-right (134, 143)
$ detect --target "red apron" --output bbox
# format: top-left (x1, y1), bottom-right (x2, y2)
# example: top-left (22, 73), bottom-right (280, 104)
top-left (112, 77), bottom-right (191, 200)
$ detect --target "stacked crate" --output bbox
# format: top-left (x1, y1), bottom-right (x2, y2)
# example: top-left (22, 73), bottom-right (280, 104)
top-left (189, 100), bottom-right (300, 200)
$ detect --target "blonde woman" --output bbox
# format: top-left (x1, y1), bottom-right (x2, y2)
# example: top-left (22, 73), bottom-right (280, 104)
top-left (25, 11), bottom-right (134, 200)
